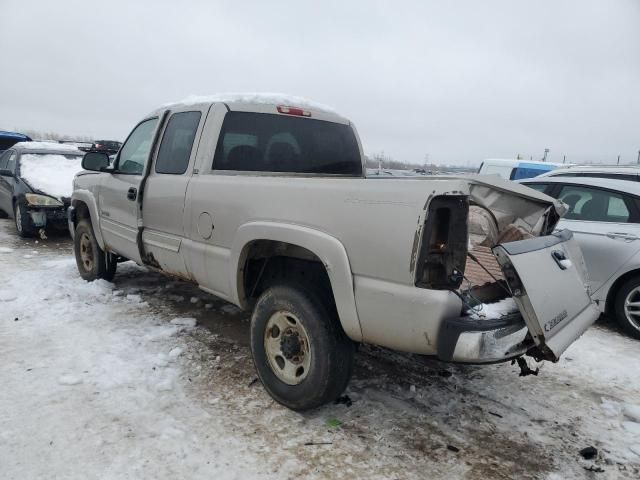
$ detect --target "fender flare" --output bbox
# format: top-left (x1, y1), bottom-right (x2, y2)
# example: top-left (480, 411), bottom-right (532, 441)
top-left (71, 190), bottom-right (106, 249)
top-left (230, 221), bottom-right (363, 342)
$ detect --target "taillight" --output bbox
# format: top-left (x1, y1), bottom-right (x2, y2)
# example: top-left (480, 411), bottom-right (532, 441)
top-left (277, 105), bottom-right (311, 117)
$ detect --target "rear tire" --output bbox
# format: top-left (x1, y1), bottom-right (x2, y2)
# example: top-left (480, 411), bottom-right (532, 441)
top-left (13, 200), bottom-right (35, 238)
top-left (614, 276), bottom-right (640, 340)
top-left (250, 284), bottom-right (355, 411)
top-left (74, 220), bottom-right (117, 282)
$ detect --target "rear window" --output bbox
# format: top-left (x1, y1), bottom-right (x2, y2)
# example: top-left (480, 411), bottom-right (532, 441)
top-left (212, 112), bottom-right (362, 175)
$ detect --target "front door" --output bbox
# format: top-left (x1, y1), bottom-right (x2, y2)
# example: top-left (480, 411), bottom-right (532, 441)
top-left (99, 117), bottom-right (159, 262)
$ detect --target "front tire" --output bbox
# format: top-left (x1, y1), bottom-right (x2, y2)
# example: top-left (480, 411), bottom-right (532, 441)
top-left (250, 284), bottom-right (355, 411)
top-left (13, 200), bottom-right (35, 238)
top-left (74, 220), bottom-right (117, 282)
top-left (614, 276), bottom-right (640, 339)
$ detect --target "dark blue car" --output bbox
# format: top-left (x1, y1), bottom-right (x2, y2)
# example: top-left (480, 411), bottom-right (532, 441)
top-left (0, 131), bottom-right (32, 154)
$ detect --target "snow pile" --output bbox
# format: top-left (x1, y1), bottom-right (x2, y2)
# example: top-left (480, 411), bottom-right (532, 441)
top-left (0, 251), bottom-right (273, 479)
top-left (17, 141), bottom-right (81, 152)
top-left (164, 92), bottom-right (336, 113)
top-left (19, 153), bottom-right (83, 199)
top-left (466, 297), bottom-right (518, 319)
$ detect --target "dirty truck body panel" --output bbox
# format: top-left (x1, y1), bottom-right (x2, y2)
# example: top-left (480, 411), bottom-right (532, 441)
top-left (71, 98), bottom-right (598, 367)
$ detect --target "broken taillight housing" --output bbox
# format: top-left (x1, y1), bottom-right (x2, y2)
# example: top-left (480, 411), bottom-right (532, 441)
top-left (415, 195), bottom-right (469, 289)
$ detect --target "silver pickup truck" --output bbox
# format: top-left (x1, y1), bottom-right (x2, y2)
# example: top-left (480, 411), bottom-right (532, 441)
top-left (69, 94), bottom-right (599, 410)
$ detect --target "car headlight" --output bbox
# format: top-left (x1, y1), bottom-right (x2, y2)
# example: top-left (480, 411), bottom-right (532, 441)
top-left (24, 193), bottom-right (63, 207)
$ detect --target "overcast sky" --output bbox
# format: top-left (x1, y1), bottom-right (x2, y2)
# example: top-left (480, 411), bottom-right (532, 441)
top-left (1, 0), bottom-right (638, 165)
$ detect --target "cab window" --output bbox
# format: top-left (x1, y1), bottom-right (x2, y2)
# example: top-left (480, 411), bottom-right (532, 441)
top-left (116, 118), bottom-right (159, 175)
top-left (155, 111), bottom-right (201, 175)
top-left (558, 185), bottom-right (631, 223)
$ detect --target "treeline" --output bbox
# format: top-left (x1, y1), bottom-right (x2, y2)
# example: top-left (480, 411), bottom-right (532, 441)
top-left (19, 129), bottom-right (94, 142)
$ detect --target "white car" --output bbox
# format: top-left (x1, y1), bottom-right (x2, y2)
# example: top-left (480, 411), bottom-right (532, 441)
top-left (538, 165), bottom-right (640, 182)
top-left (522, 176), bottom-right (640, 338)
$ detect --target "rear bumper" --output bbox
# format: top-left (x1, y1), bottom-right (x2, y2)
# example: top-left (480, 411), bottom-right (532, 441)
top-left (437, 313), bottom-right (534, 363)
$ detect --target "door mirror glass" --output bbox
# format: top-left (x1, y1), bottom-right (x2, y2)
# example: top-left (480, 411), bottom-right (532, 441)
top-left (0, 168), bottom-right (13, 177)
top-left (82, 152), bottom-right (110, 171)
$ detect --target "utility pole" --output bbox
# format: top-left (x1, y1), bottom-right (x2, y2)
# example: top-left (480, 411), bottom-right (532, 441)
top-left (563, 155), bottom-right (566, 164)
top-left (617, 155), bottom-right (621, 165)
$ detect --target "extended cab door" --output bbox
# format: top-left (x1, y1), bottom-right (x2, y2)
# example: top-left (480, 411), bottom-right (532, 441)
top-left (99, 117), bottom-right (159, 262)
top-left (142, 106), bottom-right (209, 276)
top-left (493, 230), bottom-right (600, 361)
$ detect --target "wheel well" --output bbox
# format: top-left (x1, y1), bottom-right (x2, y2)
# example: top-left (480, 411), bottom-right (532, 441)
top-left (605, 269), bottom-right (640, 315)
top-left (71, 200), bottom-right (91, 228)
top-left (239, 240), bottom-right (334, 309)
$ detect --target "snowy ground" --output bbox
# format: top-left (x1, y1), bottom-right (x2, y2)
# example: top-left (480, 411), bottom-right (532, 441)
top-left (0, 219), bottom-right (639, 479)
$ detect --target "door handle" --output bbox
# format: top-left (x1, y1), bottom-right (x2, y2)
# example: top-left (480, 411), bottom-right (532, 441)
top-left (127, 187), bottom-right (137, 201)
top-left (606, 232), bottom-right (637, 241)
top-left (551, 250), bottom-right (572, 270)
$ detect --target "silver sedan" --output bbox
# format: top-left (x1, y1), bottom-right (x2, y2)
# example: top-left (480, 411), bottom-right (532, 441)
top-left (521, 176), bottom-right (640, 339)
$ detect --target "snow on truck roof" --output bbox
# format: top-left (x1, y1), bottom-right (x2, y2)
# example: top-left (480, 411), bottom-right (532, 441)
top-left (154, 93), bottom-right (349, 123)
top-left (162, 93), bottom-right (336, 112)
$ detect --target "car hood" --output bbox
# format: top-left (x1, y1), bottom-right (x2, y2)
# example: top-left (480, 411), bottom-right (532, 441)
top-left (20, 153), bottom-right (84, 201)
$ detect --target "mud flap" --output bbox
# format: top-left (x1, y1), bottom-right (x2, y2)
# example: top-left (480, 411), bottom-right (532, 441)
top-left (492, 229), bottom-right (600, 361)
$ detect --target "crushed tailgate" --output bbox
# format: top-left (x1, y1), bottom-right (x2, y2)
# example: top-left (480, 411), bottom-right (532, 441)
top-left (492, 229), bottom-right (600, 361)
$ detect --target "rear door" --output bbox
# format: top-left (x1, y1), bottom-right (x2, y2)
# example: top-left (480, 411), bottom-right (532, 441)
top-left (554, 184), bottom-right (640, 294)
top-left (142, 107), bottom-right (208, 277)
top-left (493, 230), bottom-right (599, 361)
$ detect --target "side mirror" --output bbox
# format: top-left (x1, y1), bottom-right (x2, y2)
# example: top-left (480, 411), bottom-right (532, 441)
top-left (0, 168), bottom-right (14, 177)
top-left (82, 152), bottom-right (110, 172)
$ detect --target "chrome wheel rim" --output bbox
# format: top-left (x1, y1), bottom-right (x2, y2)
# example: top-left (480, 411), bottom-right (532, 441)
top-left (79, 233), bottom-right (94, 272)
top-left (264, 310), bottom-right (312, 385)
top-left (623, 286), bottom-right (640, 331)
top-left (15, 206), bottom-right (22, 232)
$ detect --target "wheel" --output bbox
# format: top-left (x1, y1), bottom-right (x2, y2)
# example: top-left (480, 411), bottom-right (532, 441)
top-left (74, 220), bottom-right (117, 282)
top-left (13, 200), bottom-right (35, 237)
top-left (250, 284), bottom-right (355, 411)
top-left (614, 276), bottom-right (640, 339)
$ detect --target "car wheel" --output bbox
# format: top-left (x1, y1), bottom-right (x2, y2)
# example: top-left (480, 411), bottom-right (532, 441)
top-left (250, 284), bottom-right (355, 411)
top-left (13, 200), bottom-right (35, 238)
top-left (74, 219), bottom-right (117, 282)
top-left (614, 276), bottom-right (640, 340)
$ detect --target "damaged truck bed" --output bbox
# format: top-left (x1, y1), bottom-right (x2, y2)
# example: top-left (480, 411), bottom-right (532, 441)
top-left (70, 95), bottom-right (599, 410)
top-left (416, 175), bottom-right (599, 364)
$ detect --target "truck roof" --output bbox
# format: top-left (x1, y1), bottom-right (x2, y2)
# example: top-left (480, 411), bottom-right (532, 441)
top-left (151, 93), bottom-right (349, 124)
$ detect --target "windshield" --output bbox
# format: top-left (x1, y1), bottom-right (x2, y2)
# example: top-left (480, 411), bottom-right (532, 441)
top-left (212, 112), bottom-right (362, 175)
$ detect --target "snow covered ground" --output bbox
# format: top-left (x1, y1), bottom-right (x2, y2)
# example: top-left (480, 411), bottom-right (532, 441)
top-left (0, 218), bottom-right (639, 479)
